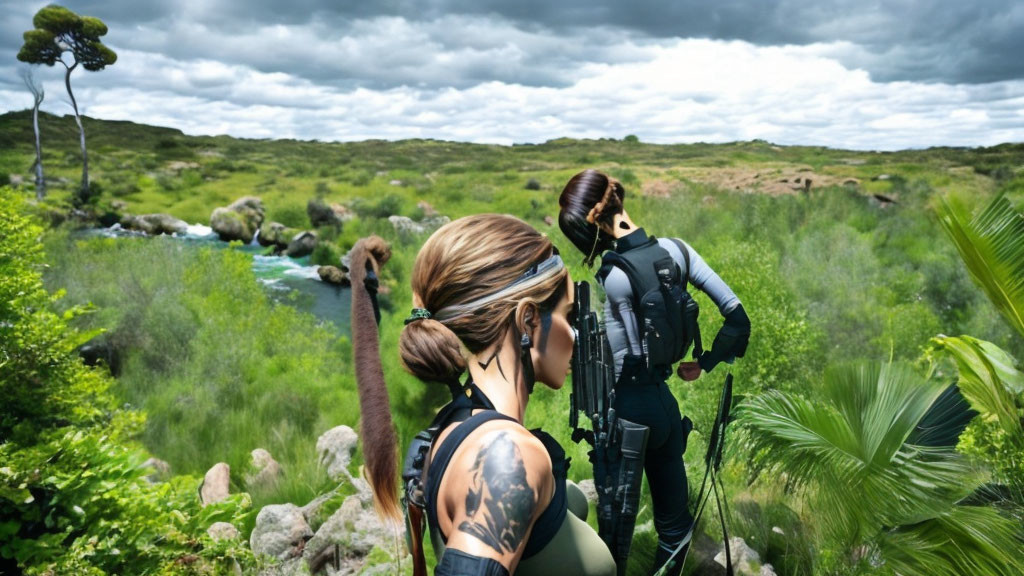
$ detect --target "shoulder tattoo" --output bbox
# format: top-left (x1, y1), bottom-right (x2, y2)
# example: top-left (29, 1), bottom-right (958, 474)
top-left (457, 431), bottom-right (536, 555)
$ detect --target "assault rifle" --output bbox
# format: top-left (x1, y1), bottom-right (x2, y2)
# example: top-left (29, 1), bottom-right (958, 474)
top-left (569, 281), bottom-right (650, 576)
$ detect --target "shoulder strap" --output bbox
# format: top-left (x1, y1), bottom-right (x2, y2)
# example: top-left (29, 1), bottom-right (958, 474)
top-left (669, 238), bottom-right (691, 286)
top-left (425, 411), bottom-right (518, 543)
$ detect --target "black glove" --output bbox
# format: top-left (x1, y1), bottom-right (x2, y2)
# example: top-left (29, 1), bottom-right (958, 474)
top-left (697, 304), bottom-right (750, 373)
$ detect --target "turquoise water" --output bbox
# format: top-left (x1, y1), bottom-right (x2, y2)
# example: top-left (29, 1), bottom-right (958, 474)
top-left (92, 223), bottom-right (351, 335)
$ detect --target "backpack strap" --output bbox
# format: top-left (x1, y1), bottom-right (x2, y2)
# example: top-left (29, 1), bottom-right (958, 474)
top-left (425, 411), bottom-right (519, 543)
top-left (668, 238), bottom-right (691, 291)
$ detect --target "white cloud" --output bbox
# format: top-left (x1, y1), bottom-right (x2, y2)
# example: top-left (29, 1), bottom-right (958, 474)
top-left (2, 31), bottom-right (1022, 149)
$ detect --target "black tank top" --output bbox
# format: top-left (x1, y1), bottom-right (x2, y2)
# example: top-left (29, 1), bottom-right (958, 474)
top-left (425, 385), bottom-right (569, 559)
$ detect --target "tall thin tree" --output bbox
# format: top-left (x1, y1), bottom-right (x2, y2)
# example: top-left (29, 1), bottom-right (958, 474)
top-left (20, 68), bottom-right (46, 201)
top-left (17, 4), bottom-right (116, 206)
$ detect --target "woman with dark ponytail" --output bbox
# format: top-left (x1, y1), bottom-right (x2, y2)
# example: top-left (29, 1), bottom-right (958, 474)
top-left (352, 216), bottom-right (615, 576)
top-left (559, 169), bottom-right (751, 576)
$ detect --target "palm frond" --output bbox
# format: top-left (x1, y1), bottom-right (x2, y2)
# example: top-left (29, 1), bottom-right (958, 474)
top-left (878, 506), bottom-right (1024, 576)
top-left (739, 362), bottom-right (981, 542)
top-left (930, 335), bottom-right (1024, 437)
top-left (935, 193), bottom-right (1024, 338)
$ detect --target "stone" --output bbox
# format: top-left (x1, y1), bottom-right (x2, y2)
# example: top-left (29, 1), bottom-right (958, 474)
top-left (714, 537), bottom-right (775, 576)
top-left (388, 179), bottom-right (403, 186)
top-left (141, 457), bottom-right (171, 483)
top-left (211, 196), bottom-right (264, 243)
top-left (258, 222), bottom-right (297, 249)
top-left (208, 522), bottom-right (241, 542)
top-left (317, 265), bottom-right (349, 286)
top-left (330, 203), bottom-right (354, 222)
top-left (308, 197), bottom-right (342, 228)
top-left (543, 215), bottom-right (554, 226)
top-left (388, 215), bottom-right (424, 235)
top-left (250, 503), bottom-right (313, 561)
top-left (200, 462), bottom-right (231, 506)
top-left (577, 479), bottom-right (598, 504)
top-left (303, 495), bottom-right (391, 561)
top-left (417, 200), bottom-right (438, 217)
top-left (285, 231), bottom-right (318, 258)
top-left (420, 215), bottom-right (450, 232)
top-left (524, 178), bottom-right (541, 190)
top-left (317, 426), bottom-right (359, 482)
top-left (121, 213), bottom-right (188, 236)
top-left (246, 448), bottom-right (281, 490)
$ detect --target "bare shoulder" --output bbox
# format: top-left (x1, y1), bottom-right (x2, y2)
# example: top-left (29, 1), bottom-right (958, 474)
top-left (440, 420), bottom-right (554, 561)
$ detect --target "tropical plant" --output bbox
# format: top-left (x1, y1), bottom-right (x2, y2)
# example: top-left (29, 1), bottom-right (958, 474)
top-left (17, 4), bottom-right (117, 203)
top-left (739, 362), bottom-right (1024, 575)
top-left (935, 193), bottom-right (1024, 338)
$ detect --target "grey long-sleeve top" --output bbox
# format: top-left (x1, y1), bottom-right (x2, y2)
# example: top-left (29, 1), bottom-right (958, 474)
top-left (599, 228), bottom-right (740, 379)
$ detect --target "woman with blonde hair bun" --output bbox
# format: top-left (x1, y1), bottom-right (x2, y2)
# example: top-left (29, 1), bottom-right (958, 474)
top-left (352, 214), bottom-right (615, 576)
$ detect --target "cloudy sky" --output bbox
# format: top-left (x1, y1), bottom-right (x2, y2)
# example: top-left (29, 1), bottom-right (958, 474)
top-left (2, 0), bottom-right (1022, 149)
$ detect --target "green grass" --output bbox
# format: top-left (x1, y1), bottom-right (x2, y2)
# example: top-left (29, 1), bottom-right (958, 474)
top-left (7, 109), bottom-right (1024, 574)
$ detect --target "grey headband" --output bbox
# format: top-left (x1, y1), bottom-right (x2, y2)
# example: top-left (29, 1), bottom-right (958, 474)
top-left (433, 254), bottom-right (565, 322)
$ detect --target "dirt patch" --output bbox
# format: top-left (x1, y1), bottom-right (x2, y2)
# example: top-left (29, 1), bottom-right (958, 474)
top-left (678, 166), bottom-right (860, 196)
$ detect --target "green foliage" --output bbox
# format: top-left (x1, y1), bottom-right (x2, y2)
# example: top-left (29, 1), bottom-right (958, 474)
top-left (0, 188), bottom-right (254, 575)
top-left (935, 193), bottom-right (1024, 337)
top-left (43, 234), bottom-right (362, 509)
top-left (18, 5), bottom-right (117, 71)
top-left (739, 361), bottom-right (1024, 574)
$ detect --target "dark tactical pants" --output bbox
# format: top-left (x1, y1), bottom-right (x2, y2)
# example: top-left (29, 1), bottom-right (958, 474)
top-left (613, 355), bottom-right (693, 555)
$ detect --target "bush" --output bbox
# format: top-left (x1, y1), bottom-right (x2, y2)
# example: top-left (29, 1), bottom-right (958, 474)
top-left (0, 187), bottom-right (254, 574)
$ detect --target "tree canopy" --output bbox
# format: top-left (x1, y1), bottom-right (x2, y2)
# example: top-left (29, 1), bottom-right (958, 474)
top-left (17, 4), bottom-right (117, 71)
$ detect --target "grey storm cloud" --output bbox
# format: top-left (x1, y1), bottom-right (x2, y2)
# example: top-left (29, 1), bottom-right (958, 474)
top-left (5, 0), bottom-right (1023, 88)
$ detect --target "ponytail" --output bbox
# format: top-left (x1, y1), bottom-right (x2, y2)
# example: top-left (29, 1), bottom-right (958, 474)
top-left (350, 235), bottom-right (400, 522)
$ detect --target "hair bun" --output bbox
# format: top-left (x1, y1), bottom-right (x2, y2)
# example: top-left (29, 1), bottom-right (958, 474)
top-left (399, 318), bottom-right (466, 385)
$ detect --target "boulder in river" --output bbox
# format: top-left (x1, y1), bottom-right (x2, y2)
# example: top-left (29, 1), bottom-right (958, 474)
top-left (211, 196), bottom-right (265, 243)
top-left (285, 230), bottom-right (318, 258)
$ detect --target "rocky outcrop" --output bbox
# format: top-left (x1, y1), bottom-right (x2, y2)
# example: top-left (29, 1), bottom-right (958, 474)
top-left (316, 426), bottom-right (358, 482)
top-left (250, 503), bottom-right (313, 561)
top-left (258, 221), bottom-right (299, 250)
top-left (211, 196), bottom-right (264, 243)
top-left (246, 448), bottom-right (281, 490)
top-left (317, 265), bottom-right (349, 286)
top-left (388, 215), bottom-right (450, 235)
top-left (200, 462), bottom-right (231, 506)
top-left (120, 213), bottom-right (188, 235)
top-left (285, 231), bottom-right (318, 258)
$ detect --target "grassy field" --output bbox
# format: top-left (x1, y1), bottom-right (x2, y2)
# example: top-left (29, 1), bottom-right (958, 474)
top-left (4, 109), bottom-right (1023, 575)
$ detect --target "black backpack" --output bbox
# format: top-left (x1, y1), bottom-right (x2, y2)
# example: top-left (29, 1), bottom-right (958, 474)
top-left (598, 236), bottom-right (702, 376)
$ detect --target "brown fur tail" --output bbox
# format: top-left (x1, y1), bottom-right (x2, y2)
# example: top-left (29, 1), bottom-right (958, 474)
top-left (349, 235), bottom-right (400, 522)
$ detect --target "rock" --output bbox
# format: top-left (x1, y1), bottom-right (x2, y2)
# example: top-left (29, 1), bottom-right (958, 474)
top-left (330, 203), bottom-right (354, 222)
top-left (258, 222), bottom-right (298, 249)
top-left (318, 265), bottom-right (349, 286)
top-left (388, 215), bottom-right (424, 235)
top-left (141, 457), bottom-right (171, 483)
top-left (250, 504), bottom-right (313, 561)
top-left (317, 426), bottom-right (359, 482)
top-left (388, 179), bottom-right (403, 186)
top-left (577, 479), bottom-right (598, 504)
top-left (78, 337), bottom-right (121, 376)
top-left (714, 537), bottom-right (775, 576)
top-left (543, 215), bottom-right (554, 226)
top-left (9, 174), bottom-right (24, 187)
top-left (842, 178), bottom-right (860, 186)
top-left (308, 197), bottom-right (342, 228)
top-left (871, 193), bottom-right (898, 207)
top-left (121, 213), bottom-right (188, 235)
top-left (246, 448), bottom-right (281, 490)
top-left (211, 196), bottom-right (265, 243)
top-left (417, 201), bottom-right (438, 217)
top-left (421, 215), bottom-right (450, 232)
top-left (525, 178), bottom-right (541, 190)
top-left (873, 174), bottom-right (891, 181)
top-left (285, 231), bottom-right (318, 258)
top-left (200, 462), bottom-right (231, 506)
top-left (208, 522), bottom-right (241, 542)
top-left (303, 495), bottom-right (391, 562)
top-left (110, 200), bottom-right (128, 212)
